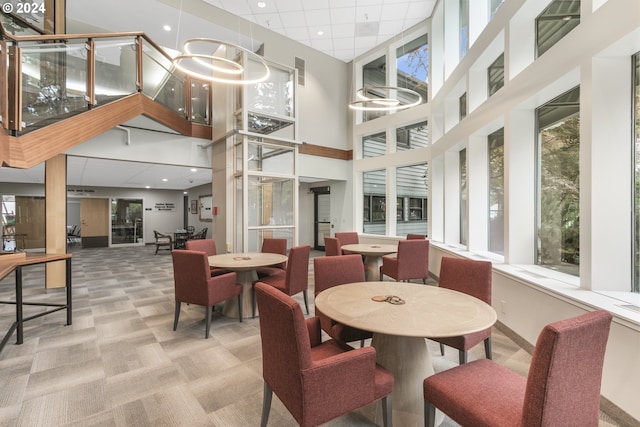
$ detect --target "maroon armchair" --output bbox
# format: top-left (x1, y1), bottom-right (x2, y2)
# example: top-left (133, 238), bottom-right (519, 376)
top-left (171, 250), bottom-right (243, 338)
top-left (256, 237), bottom-right (288, 279)
top-left (314, 254), bottom-right (373, 346)
top-left (379, 239), bottom-right (429, 283)
top-left (433, 256), bottom-right (493, 364)
top-left (254, 282), bottom-right (394, 427)
top-left (423, 310), bottom-right (612, 427)
top-left (185, 238), bottom-right (229, 277)
top-left (323, 236), bottom-right (342, 256)
top-left (335, 231), bottom-right (359, 254)
top-left (252, 244), bottom-right (310, 318)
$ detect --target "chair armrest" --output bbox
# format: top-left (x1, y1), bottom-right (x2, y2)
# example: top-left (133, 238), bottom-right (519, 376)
top-left (302, 347), bottom-right (377, 402)
top-left (305, 317), bottom-right (322, 347)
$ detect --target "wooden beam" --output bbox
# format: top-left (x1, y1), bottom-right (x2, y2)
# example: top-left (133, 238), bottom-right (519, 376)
top-left (45, 154), bottom-right (67, 289)
top-left (298, 143), bottom-right (352, 160)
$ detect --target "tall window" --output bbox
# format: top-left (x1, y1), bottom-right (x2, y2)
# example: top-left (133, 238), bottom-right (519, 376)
top-left (460, 149), bottom-right (468, 245)
top-left (488, 129), bottom-right (504, 255)
top-left (459, 0), bottom-right (469, 60)
top-left (396, 121), bottom-right (428, 152)
top-left (536, 87), bottom-right (580, 275)
top-left (362, 55), bottom-right (387, 122)
top-left (459, 92), bottom-right (467, 120)
top-left (488, 53), bottom-right (505, 96)
top-left (363, 170), bottom-right (386, 235)
top-left (397, 164), bottom-right (428, 237)
top-left (396, 35), bottom-right (428, 104)
top-left (536, 0), bottom-right (581, 57)
top-left (363, 131), bottom-right (386, 158)
top-left (633, 52), bottom-right (640, 293)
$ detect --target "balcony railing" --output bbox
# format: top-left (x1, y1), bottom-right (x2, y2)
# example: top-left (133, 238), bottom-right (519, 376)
top-left (0, 13), bottom-right (210, 135)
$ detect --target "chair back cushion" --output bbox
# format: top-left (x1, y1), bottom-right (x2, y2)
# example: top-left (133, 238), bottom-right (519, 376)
top-left (171, 250), bottom-right (210, 304)
top-left (396, 239), bottom-right (429, 279)
top-left (261, 238), bottom-right (287, 269)
top-left (334, 232), bottom-right (359, 245)
top-left (324, 236), bottom-right (342, 256)
top-left (523, 310), bottom-right (612, 426)
top-left (438, 257), bottom-right (492, 304)
top-left (314, 254), bottom-right (365, 296)
top-left (255, 282), bottom-right (311, 415)
top-left (185, 238), bottom-right (217, 256)
top-left (406, 233), bottom-right (426, 239)
top-left (285, 245), bottom-right (310, 295)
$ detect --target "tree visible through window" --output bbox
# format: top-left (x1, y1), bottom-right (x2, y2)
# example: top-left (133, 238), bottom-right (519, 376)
top-left (536, 87), bottom-right (580, 275)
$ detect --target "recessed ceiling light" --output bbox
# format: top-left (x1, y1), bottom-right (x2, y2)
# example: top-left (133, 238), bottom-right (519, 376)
top-left (190, 168), bottom-right (198, 172)
top-left (163, 24), bottom-right (171, 31)
top-left (317, 30), bottom-right (324, 36)
top-left (145, 185), bottom-right (150, 189)
top-left (162, 178), bottom-right (168, 182)
top-left (183, 191), bottom-right (188, 194)
top-left (257, 1), bottom-right (266, 8)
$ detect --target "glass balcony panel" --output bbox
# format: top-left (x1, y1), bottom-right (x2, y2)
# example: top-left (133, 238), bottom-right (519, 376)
top-left (94, 38), bottom-right (138, 105)
top-left (190, 80), bottom-right (210, 124)
top-left (247, 176), bottom-right (294, 227)
top-left (247, 61), bottom-right (294, 118)
top-left (0, 12), bottom-right (41, 36)
top-left (247, 141), bottom-right (294, 174)
top-left (21, 42), bottom-right (87, 133)
top-left (141, 41), bottom-right (185, 116)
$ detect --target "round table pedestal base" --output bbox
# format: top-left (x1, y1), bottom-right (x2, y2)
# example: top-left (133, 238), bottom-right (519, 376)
top-left (362, 333), bottom-right (443, 427)
top-left (222, 270), bottom-right (257, 319)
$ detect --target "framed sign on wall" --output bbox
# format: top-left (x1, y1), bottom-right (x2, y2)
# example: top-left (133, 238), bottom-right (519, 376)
top-left (199, 195), bottom-right (213, 222)
top-left (190, 199), bottom-right (198, 214)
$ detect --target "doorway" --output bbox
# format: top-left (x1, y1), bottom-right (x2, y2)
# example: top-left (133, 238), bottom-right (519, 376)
top-left (312, 186), bottom-right (331, 251)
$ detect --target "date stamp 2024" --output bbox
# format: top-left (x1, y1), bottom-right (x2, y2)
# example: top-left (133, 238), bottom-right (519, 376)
top-left (2, 2), bottom-right (46, 14)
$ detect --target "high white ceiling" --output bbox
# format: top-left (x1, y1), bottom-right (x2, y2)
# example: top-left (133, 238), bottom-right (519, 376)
top-left (2, 0), bottom-right (436, 190)
top-left (200, 0), bottom-right (435, 62)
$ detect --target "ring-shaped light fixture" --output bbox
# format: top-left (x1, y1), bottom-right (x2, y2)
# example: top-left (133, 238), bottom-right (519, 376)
top-left (349, 86), bottom-right (422, 111)
top-left (172, 38), bottom-right (271, 85)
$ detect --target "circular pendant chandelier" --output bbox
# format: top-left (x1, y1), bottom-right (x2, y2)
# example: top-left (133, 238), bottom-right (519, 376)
top-left (349, 86), bottom-right (422, 111)
top-left (172, 38), bottom-right (270, 85)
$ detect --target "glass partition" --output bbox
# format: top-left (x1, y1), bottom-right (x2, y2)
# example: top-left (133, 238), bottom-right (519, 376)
top-left (111, 198), bottom-right (143, 245)
top-left (94, 38), bottom-right (138, 105)
top-left (247, 140), bottom-right (294, 174)
top-left (247, 176), bottom-right (294, 227)
top-left (1, 194), bottom-right (45, 250)
top-left (20, 41), bottom-right (88, 133)
top-left (141, 40), bottom-right (185, 116)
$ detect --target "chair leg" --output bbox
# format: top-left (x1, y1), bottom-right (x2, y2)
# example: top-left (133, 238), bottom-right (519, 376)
top-left (424, 401), bottom-right (436, 427)
top-left (484, 336), bottom-right (492, 359)
top-left (360, 339), bottom-right (365, 348)
top-left (439, 343), bottom-right (445, 356)
top-left (173, 301), bottom-right (181, 331)
top-left (238, 294), bottom-right (243, 322)
top-left (260, 382), bottom-right (273, 427)
top-left (155, 245), bottom-right (159, 255)
top-left (382, 394), bottom-right (392, 427)
top-left (303, 290), bottom-right (309, 315)
top-left (252, 287), bottom-right (257, 319)
top-left (458, 350), bottom-right (467, 365)
top-left (205, 306), bottom-right (212, 339)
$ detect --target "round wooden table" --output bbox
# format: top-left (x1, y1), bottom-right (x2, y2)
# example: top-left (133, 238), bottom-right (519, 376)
top-left (315, 281), bottom-right (497, 426)
top-left (340, 243), bottom-right (398, 281)
top-left (208, 252), bottom-right (288, 319)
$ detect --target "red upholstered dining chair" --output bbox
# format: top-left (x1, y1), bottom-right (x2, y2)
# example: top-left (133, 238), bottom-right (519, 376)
top-left (335, 231), bottom-right (359, 254)
top-left (171, 250), bottom-right (243, 338)
top-left (256, 237), bottom-right (288, 279)
top-left (433, 256), bottom-right (493, 364)
top-left (185, 238), bottom-right (229, 277)
top-left (406, 233), bottom-right (426, 239)
top-left (314, 254), bottom-right (373, 346)
top-left (423, 310), bottom-right (612, 427)
top-left (254, 282), bottom-right (394, 427)
top-left (379, 239), bottom-right (429, 283)
top-left (252, 244), bottom-right (310, 318)
top-left (323, 236), bottom-right (342, 256)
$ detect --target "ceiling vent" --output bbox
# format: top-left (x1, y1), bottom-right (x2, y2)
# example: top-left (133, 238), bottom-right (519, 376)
top-left (295, 57), bottom-right (305, 87)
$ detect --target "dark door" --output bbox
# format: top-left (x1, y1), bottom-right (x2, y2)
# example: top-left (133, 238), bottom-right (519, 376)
top-left (313, 188), bottom-right (331, 251)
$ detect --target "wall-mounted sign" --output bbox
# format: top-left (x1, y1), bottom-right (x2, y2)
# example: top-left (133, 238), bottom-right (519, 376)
top-left (154, 202), bottom-right (176, 212)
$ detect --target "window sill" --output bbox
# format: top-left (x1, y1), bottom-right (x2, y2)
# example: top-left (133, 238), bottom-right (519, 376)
top-left (430, 242), bottom-right (640, 330)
